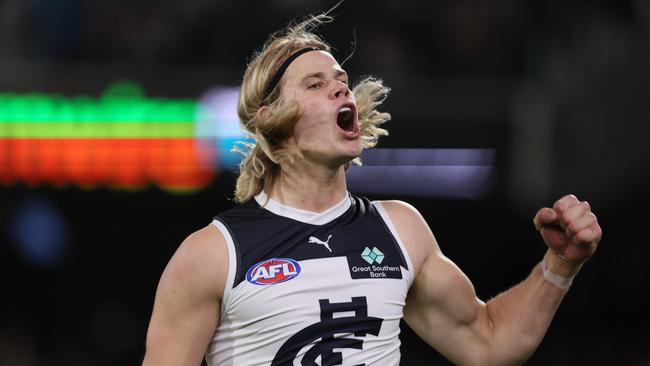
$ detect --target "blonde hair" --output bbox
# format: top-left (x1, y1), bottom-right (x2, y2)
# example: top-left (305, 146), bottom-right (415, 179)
top-left (234, 13), bottom-right (391, 203)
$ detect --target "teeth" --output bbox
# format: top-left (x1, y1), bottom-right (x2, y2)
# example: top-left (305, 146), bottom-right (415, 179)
top-left (339, 107), bottom-right (352, 114)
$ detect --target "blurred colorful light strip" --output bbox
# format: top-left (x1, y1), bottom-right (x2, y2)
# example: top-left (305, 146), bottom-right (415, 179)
top-left (347, 148), bottom-right (496, 198)
top-left (0, 81), bottom-right (219, 192)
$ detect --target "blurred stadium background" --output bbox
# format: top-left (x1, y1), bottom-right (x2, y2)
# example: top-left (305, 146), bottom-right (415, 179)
top-left (1, 0), bottom-right (649, 364)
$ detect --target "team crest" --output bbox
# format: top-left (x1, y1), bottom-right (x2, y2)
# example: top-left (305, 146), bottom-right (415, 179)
top-left (246, 258), bottom-right (301, 285)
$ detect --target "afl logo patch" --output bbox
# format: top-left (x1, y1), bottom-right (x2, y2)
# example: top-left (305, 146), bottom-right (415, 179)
top-left (246, 258), bottom-right (301, 285)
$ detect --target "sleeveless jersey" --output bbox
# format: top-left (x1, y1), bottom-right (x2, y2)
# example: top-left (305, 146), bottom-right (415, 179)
top-left (205, 192), bottom-right (414, 365)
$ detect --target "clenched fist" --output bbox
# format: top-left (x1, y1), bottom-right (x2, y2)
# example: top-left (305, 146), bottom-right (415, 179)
top-left (533, 194), bottom-right (602, 275)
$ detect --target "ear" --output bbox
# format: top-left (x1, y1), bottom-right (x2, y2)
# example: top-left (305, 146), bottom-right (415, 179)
top-left (256, 105), bottom-right (272, 124)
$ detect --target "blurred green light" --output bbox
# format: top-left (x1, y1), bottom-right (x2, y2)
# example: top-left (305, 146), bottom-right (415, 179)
top-left (0, 80), bottom-right (197, 124)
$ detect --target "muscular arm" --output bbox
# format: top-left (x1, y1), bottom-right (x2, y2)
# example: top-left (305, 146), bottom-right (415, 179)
top-left (405, 245), bottom-right (566, 365)
top-left (142, 224), bottom-right (228, 366)
top-left (383, 197), bottom-right (600, 366)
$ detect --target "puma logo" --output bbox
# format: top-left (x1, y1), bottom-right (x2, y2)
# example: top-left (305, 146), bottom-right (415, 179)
top-left (308, 235), bottom-right (333, 253)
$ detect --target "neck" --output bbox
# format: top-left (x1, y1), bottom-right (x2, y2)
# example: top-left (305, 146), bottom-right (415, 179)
top-left (268, 159), bottom-right (348, 212)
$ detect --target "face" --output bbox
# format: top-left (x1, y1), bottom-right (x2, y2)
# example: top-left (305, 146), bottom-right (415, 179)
top-left (278, 51), bottom-right (361, 168)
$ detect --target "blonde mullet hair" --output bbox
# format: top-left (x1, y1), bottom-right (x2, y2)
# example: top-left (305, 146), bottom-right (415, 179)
top-left (234, 13), bottom-right (391, 203)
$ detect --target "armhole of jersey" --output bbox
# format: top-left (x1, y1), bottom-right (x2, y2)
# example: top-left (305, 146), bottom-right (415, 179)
top-left (372, 201), bottom-right (415, 287)
top-left (211, 219), bottom-right (238, 318)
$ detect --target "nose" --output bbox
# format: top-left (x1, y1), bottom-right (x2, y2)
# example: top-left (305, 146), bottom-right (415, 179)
top-left (330, 81), bottom-right (350, 99)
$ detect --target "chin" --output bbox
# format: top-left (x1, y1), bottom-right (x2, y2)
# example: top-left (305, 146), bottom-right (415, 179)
top-left (308, 142), bottom-right (363, 167)
top-left (343, 139), bottom-right (364, 155)
top-left (326, 149), bottom-right (361, 168)
top-left (340, 145), bottom-right (363, 160)
top-left (339, 149), bottom-right (363, 165)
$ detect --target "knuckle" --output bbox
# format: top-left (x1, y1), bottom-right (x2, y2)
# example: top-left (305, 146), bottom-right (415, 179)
top-left (567, 204), bottom-right (582, 217)
top-left (562, 194), bottom-right (578, 205)
top-left (556, 194), bottom-right (580, 211)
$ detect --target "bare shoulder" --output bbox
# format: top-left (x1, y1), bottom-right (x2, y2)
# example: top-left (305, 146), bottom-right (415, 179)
top-left (375, 200), bottom-right (441, 273)
top-left (375, 199), bottom-right (434, 241)
top-left (376, 200), bottom-right (419, 220)
top-left (144, 223), bottom-right (228, 365)
top-left (161, 223), bottom-right (229, 301)
top-left (180, 223), bottom-right (228, 258)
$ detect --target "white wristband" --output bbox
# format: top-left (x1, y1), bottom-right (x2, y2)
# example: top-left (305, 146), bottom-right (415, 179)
top-left (541, 258), bottom-right (575, 289)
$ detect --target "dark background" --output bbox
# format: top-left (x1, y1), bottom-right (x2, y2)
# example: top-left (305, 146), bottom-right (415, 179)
top-left (1, 0), bottom-right (649, 365)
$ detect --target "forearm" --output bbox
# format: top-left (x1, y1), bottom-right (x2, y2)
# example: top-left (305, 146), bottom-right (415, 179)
top-left (483, 250), bottom-right (579, 365)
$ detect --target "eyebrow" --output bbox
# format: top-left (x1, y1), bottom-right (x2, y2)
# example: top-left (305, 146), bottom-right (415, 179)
top-left (301, 69), bottom-right (348, 83)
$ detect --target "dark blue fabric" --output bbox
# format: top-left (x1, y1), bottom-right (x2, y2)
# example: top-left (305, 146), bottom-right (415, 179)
top-left (215, 195), bottom-right (409, 288)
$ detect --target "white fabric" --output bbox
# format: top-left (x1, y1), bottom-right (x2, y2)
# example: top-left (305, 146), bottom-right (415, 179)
top-left (254, 191), bottom-right (352, 225)
top-left (541, 259), bottom-right (574, 289)
top-left (206, 199), bottom-right (412, 365)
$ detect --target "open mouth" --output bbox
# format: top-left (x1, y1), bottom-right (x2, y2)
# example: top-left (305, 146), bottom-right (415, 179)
top-left (336, 106), bottom-right (356, 132)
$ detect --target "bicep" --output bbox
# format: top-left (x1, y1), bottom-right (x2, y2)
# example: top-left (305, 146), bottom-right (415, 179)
top-left (379, 200), bottom-right (493, 364)
top-left (403, 250), bottom-right (492, 365)
top-left (143, 226), bottom-right (227, 366)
